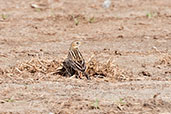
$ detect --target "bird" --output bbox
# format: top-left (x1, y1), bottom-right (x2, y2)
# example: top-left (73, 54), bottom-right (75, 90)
top-left (63, 41), bottom-right (90, 80)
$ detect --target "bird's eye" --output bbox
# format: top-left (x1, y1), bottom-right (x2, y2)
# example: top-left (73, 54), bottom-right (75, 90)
top-left (76, 42), bottom-right (79, 45)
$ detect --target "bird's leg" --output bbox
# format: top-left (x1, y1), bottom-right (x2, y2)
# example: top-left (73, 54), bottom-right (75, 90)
top-left (79, 72), bottom-right (83, 79)
top-left (83, 72), bottom-right (91, 80)
top-left (75, 71), bottom-right (82, 79)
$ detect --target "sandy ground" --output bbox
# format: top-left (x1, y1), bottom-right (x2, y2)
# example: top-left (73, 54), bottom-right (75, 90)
top-left (0, 0), bottom-right (171, 113)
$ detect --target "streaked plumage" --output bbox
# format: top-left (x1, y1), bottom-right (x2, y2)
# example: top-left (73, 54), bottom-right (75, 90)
top-left (63, 41), bottom-right (90, 80)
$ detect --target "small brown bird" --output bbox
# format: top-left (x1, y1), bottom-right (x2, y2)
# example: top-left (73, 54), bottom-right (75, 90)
top-left (63, 41), bottom-right (90, 80)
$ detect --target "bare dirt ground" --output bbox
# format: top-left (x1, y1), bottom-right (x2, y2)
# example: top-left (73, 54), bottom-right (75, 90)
top-left (0, 0), bottom-right (171, 113)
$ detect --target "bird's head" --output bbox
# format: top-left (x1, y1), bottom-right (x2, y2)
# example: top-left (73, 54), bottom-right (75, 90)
top-left (71, 41), bottom-right (81, 49)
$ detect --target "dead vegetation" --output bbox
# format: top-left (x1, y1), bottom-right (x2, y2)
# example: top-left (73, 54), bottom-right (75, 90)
top-left (158, 54), bottom-right (171, 66)
top-left (13, 57), bottom-right (61, 75)
top-left (0, 54), bottom-right (132, 83)
top-left (86, 55), bottom-right (132, 81)
top-left (1, 53), bottom-right (170, 84)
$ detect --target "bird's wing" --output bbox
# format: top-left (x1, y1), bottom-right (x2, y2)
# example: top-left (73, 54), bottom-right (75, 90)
top-left (68, 59), bottom-right (86, 72)
top-left (68, 49), bottom-right (86, 72)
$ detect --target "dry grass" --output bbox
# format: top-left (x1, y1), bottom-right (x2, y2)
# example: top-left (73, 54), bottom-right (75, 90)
top-left (13, 57), bottom-right (61, 74)
top-left (86, 55), bottom-right (132, 81)
top-left (158, 54), bottom-right (171, 66)
top-left (0, 55), bottom-right (133, 83)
